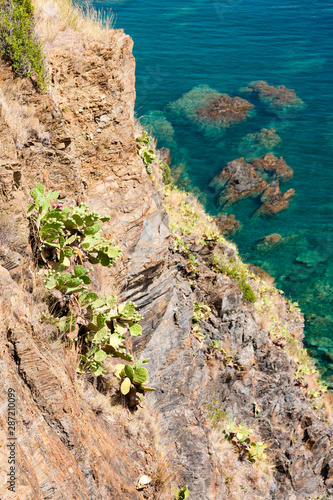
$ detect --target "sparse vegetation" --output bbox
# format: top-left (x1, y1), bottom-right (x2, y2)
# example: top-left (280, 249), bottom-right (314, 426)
top-left (136, 131), bottom-right (157, 174)
top-left (0, 0), bottom-right (45, 86)
top-left (173, 485), bottom-right (189, 500)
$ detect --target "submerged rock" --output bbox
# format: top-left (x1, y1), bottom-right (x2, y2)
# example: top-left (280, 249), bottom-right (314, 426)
top-left (168, 85), bottom-right (254, 136)
top-left (215, 214), bottom-right (241, 235)
top-left (211, 157), bottom-right (267, 207)
top-left (238, 128), bottom-right (282, 160)
top-left (256, 233), bottom-right (283, 251)
top-left (257, 180), bottom-right (295, 216)
top-left (241, 80), bottom-right (305, 115)
top-left (252, 153), bottom-right (294, 181)
top-left (196, 94), bottom-right (254, 127)
top-left (140, 110), bottom-right (175, 148)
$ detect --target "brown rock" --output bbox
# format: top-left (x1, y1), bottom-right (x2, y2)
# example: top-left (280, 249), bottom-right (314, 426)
top-left (256, 233), bottom-right (283, 250)
top-left (258, 180), bottom-right (295, 215)
top-left (215, 214), bottom-right (241, 235)
top-left (196, 94), bottom-right (254, 127)
top-left (211, 158), bottom-right (267, 207)
top-left (252, 153), bottom-right (294, 181)
top-left (242, 80), bottom-right (304, 112)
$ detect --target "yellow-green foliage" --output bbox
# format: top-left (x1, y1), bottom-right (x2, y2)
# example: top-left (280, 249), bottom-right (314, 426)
top-left (0, 0), bottom-right (45, 86)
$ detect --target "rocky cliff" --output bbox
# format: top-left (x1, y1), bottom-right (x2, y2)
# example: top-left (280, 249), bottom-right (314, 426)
top-left (0, 10), bottom-right (333, 500)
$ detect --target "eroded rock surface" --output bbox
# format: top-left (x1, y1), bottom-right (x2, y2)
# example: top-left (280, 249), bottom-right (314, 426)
top-left (211, 157), bottom-right (267, 207)
top-left (196, 94), bottom-right (254, 127)
top-left (252, 152), bottom-right (294, 181)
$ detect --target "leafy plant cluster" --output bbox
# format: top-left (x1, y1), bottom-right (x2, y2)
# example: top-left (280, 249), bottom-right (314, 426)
top-left (27, 184), bottom-right (153, 403)
top-left (113, 360), bottom-right (155, 406)
top-left (0, 0), bottom-right (46, 87)
top-left (211, 253), bottom-right (256, 303)
top-left (222, 419), bottom-right (267, 463)
top-left (136, 130), bottom-right (172, 183)
top-left (136, 131), bottom-right (157, 174)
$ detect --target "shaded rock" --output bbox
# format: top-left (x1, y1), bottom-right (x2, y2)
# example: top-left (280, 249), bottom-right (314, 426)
top-left (215, 214), bottom-right (241, 236)
top-left (252, 153), bottom-right (294, 181)
top-left (257, 180), bottom-right (295, 216)
top-left (156, 147), bottom-right (171, 165)
top-left (241, 80), bottom-right (304, 115)
top-left (196, 94), bottom-right (254, 127)
top-left (256, 233), bottom-right (283, 251)
top-left (211, 157), bottom-right (267, 207)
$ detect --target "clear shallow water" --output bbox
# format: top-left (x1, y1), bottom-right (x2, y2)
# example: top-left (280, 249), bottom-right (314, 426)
top-left (87, 0), bottom-right (333, 384)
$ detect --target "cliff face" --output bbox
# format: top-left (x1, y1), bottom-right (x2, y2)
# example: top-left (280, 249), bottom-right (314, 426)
top-left (0, 24), bottom-right (333, 500)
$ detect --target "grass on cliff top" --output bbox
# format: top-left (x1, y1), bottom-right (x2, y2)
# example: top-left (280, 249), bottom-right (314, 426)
top-left (33, 0), bottom-right (115, 45)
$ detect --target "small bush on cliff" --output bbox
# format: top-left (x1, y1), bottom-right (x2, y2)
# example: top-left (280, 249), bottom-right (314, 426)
top-left (0, 0), bottom-right (45, 86)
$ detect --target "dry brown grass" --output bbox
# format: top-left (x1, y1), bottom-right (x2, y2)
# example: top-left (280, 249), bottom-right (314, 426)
top-left (0, 80), bottom-right (47, 148)
top-left (33, 0), bottom-right (115, 45)
top-left (211, 429), bottom-right (274, 499)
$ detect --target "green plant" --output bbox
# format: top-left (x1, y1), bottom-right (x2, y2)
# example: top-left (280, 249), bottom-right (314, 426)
top-left (222, 419), bottom-right (268, 463)
top-left (211, 254), bottom-right (256, 303)
top-left (113, 359), bottom-right (156, 406)
top-left (173, 485), bottom-right (189, 500)
top-left (204, 397), bottom-right (227, 428)
top-left (28, 184), bottom-right (151, 401)
top-left (136, 131), bottom-right (157, 174)
top-left (191, 301), bottom-right (210, 340)
top-left (27, 183), bottom-right (121, 269)
top-left (0, 0), bottom-right (46, 87)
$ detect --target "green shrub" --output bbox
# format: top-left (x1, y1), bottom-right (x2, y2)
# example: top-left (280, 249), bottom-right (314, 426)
top-left (0, 0), bottom-right (45, 86)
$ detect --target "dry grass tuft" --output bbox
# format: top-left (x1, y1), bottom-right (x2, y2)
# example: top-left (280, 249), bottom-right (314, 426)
top-left (33, 0), bottom-right (115, 45)
top-left (211, 429), bottom-right (274, 499)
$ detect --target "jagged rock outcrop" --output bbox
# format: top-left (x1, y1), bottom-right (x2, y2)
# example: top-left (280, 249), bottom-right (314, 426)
top-left (0, 21), bottom-right (332, 500)
top-left (252, 153), bottom-right (294, 181)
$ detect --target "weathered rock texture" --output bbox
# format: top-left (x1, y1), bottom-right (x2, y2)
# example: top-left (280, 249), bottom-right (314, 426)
top-left (196, 94), bottom-right (254, 127)
top-left (241, 80), bottom-right (304, 114)
top-left (211, 156), bottom-right (295, 215)
top-left (0, 25), bottom-right (332, 500)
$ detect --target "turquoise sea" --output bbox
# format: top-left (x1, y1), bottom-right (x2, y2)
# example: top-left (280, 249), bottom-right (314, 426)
top-left (88, 0), bottom-right (333, 384)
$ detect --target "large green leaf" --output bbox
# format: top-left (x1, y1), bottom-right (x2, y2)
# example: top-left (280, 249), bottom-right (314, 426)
top-left (94, 349), bottom-right (108, 363)
top-left (133, 367), bottom-right (148, 385)
top-left (124, 364), bottom-right (134, 380)
top-left (129, 323), bottom-right (142, 337)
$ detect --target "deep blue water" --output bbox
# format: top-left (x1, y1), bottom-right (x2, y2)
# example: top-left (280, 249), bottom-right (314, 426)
top-left (88, 0), bottom-right (333, 384)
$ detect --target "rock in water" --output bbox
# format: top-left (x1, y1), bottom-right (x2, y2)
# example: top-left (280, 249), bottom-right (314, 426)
top-left (196, 94), bottom-right (254, 127)
top-left (241, 80), bottom-right (305, 115)
top-left (252, 153), bottom-right (294, 181)
top-left (210, 157), bottom-right (267, 207)
top-left (256, 233), bottom-right (283, 251)
top-left (257, 180), bottom-right (295, 216)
